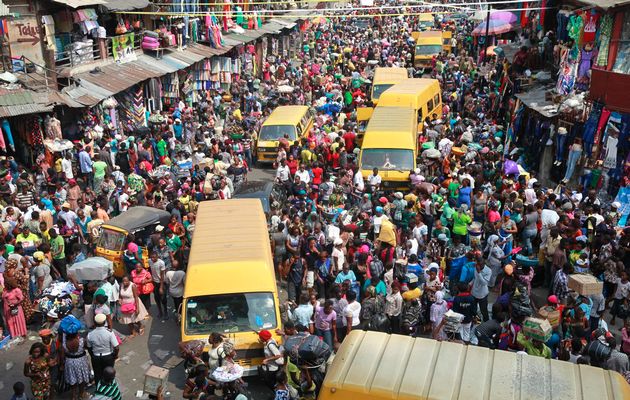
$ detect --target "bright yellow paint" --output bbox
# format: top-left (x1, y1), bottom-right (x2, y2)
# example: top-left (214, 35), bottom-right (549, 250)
top-left (378, 78), bottom-right (442, 125)
top-left (413, 30), bottom-right (443, 68)
top-left (359, 107), bottom-right (417, 190)
top-left (370, 67), bottom-right (408, 105)
top-left (319, 331), bottom-right (630, 400)
top-left (181, 199), bottom-right (282, 375)
top-left (256, 105), bottom-right (313, 163)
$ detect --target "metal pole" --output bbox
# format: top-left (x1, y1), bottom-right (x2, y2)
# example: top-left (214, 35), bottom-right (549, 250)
top-left (482, 10), bottom-right (490, 62)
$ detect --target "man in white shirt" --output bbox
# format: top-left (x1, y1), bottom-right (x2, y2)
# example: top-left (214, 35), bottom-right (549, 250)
top-left (58, 202), bottom-right (78, 229)
top-left (62, 153), bottom-right (74, 180)
top-left (353, 168), bottom-right (364, 194)
top-left (276, 159), bottom-right (290, 183)
top-left (295, 164), bottom-right (310, 185)
top-left (367, 168), bottom-right (382, 192)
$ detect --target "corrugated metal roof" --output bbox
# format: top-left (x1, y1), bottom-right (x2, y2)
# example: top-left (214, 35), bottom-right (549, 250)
top-left (0, 103), bottom-right (53, 118)
top-left (102, 0), bottom-right (149, 10)
top-left (0, 89), bottom-right (54, 117)
top-left (51, 0), bottom-right (106, 8)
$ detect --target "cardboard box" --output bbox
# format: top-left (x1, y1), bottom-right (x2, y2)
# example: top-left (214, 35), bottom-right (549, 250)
top-left (143, 365), bottom-right (168, 396)
top-left (538, 306), bottom-right (560, 327)
top-left (523, 317), bottom-right (552, 342)
top-left (568, 274), bottom-right (604, 296)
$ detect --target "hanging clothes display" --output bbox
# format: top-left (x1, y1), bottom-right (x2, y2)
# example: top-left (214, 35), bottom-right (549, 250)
top-left (1, 119), bottom-right (15, 151)
top-left (162, 73), bottom-right (180, 106)
top-left (116, 86), bottom-right (146, 130)
top-left (596, 14), bottom-right (613, 67)
top-left (556, 47), bottom-right (577, 95)
top-left (581, 9), bottom-right (600, 44)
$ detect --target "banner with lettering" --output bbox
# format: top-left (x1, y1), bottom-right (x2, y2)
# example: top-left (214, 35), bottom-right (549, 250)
top-left (112, 33), bottom-right (136, 64)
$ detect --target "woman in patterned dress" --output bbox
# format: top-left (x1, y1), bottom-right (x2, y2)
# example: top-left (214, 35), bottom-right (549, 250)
top-left (3, 259), bottom-right (34, 322)
top-left (23, 342), bottom-right (53, 400)
top-left (60, 332), bottom-right (91, 400)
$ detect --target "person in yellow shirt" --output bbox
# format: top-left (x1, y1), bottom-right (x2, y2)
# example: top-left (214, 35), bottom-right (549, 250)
top-left (402, 275), bottom-right (422, 301)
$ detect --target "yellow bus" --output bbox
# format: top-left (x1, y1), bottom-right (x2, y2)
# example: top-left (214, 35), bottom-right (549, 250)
top-left (370, 67), bottom-right (409, 105)
top-left (256, 105), bottom-right (314, 163)
top-left (359, 107), bottom-right (417, 190)
top-left (442, 30), bottom-right (453, 54)
top-left (377, 78), bottom-right (442, 127)
top-left (412, 30), bottom-right (443, 68)
top-left (181, 199), bottom-right (282, 375)
top-left (319, 331), bottom-right (630, 400)
top-left (418, 13), bottom-right (435, 30)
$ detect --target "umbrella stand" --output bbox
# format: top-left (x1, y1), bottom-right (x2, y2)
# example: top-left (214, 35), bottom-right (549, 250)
top-left (483, 10), bottom-right (491, 62)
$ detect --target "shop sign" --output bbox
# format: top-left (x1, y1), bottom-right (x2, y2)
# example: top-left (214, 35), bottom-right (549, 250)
top-left (7, 16), bottom-right (44, 65)
top-left (112, 33), bottom-right (136, 64)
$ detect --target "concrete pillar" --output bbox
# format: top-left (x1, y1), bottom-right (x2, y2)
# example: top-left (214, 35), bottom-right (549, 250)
top-left (44, 49), bottom-right (58, 90)
top-left (98, 38), bottom-right (108, 61)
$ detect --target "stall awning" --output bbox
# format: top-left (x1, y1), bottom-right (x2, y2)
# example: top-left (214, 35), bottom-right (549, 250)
top-left (515, 86), bottom-right (559, 118)
top-left (0, 88), bottom-right (54, 117)
top-left (102, 0), bottom-right (150, 11)
top-left (51, 0), bottom-right (106, 8)
top-left (573, 0), bottom-right (630, 8)
top-left (61, 44), bottom-right (219, 107)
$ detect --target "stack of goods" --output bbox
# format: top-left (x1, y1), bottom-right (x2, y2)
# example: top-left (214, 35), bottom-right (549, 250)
top-left (161, 72), bottom-right (179, 106)
top-left (66, 40), bottom-right (95, 65)
top-left (142, 30), bottom-right (161, 50)
top-left (443, 309), bottom-right (464, 333)
top-left (523, 317), bottom-right (552, 342)
top-left (568, 274), bottom-right (604, 296)
top-left (72, 8), bottom-right (99, 35)
top-left (284, 333), bottom-right (331, 367)
top-left (37, 282), bottom-right (77, 316)
top-left (538, 306), bottom-right (560, 328)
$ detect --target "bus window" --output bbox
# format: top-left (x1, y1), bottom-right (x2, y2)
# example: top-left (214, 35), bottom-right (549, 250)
top-left (434, 94), bottom-right (440, 105)
top-left (427, 99), bottom-right (434, 113)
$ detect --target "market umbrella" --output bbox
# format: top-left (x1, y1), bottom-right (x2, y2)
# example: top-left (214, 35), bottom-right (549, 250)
top-left (67, 257), bottom-right (114, 281)
top-left (277, 85), bottom-right (294, 93)
top-left (472, 11), bottom-right (518, 36)
top-left (311, 16), bottom-right (329, 25)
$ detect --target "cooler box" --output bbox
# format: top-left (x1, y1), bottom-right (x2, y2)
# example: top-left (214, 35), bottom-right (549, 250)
top-left (568, 274), bottom-right (603, 296)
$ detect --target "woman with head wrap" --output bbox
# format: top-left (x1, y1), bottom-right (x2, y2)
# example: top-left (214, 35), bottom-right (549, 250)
top-left (484, 235), bottom-right (506, 287)
top-left (3, 259), bottom-right (34, 322)
top-left (430, 291), bottom-right (448, 340)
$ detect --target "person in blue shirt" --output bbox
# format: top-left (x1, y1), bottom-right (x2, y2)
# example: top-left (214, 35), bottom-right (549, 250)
top-left (335, 263), bottom-right (356, 285)
top-left (362, 275), bottom-right (387, 297)
top-left (173, 118), bottom-right (183, 140)
top-left (406, 254), bottom-right (423, 282)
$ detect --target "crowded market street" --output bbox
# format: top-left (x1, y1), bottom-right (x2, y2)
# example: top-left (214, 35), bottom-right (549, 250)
top-left (0, 0), bottom-right (629, 399)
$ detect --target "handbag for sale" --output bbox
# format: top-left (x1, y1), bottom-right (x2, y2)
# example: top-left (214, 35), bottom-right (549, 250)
top-left (121, 302), bottom-right (136, 314)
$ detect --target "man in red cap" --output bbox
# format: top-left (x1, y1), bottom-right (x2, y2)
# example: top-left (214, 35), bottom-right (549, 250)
top-left (258, 329), bottom-right (283, 388)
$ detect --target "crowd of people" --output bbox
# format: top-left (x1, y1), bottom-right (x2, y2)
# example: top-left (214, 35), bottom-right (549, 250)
top-left (0, 5), bottom-right (628, 400)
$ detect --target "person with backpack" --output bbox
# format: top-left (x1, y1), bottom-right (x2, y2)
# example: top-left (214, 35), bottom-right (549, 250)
top-left (259, 330), bottom-right (284, 388)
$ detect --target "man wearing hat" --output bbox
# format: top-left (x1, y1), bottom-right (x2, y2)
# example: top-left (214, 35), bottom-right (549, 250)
top-left (87, 313), bottom-right (119, 385)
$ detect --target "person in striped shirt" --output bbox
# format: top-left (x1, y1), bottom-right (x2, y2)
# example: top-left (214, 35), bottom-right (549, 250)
top-left (93, 367), bottom-right (122, 400)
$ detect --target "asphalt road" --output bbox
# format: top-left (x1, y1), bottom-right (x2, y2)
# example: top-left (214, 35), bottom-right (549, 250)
top-left (0, 167), bottom-right (278, 400)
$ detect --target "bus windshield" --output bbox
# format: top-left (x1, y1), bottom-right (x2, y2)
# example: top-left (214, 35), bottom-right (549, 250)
top-left (371, 84), bottom-right (394, 100)
top-left (259, 125), bottom-right (296, 141)
top-left (184, 292), bottom-right (277, 335)
top-left (361, 149), bottom-right (414, 171)
top-left (415, 45), bottom-right (442, 55)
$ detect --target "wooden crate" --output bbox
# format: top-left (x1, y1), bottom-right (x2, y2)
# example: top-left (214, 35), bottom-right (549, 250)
top-left (568, 274), bottom-right (603, 296)
top-left (144, 365), bottom-right (168, 396)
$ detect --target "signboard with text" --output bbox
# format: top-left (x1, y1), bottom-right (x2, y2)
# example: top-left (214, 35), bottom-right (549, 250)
top-left (112, 33), bottom-right (136, 64)
top-left (8, 17), bottom-right (44, 66)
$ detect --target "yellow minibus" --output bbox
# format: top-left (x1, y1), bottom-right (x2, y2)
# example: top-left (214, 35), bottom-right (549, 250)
top-left (412, 30), bottom-right (443, 68)
top-left (256, 105), bottom-right (314, 163)
top-left (377, 78), bottom-right (442, 127)
top-left (319, 331), bottom-right (630, 400)
top-left (418, 13), bottom-right (435, 31)
top-left (370, 67), bottom-right (409, 105)
top-left (359, 107), bottom-right (417, 190)
top-left (181, 199), bottom-right (282, 375)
